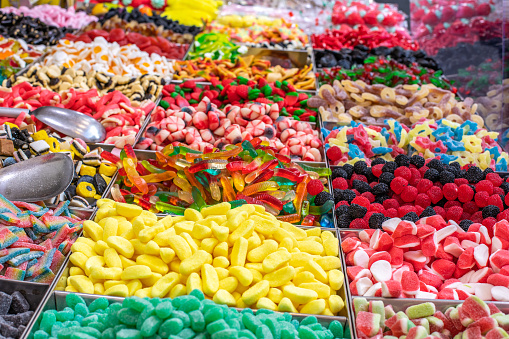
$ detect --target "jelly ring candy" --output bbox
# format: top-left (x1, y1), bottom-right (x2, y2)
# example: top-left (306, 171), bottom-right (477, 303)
top-left (77, 182), bottom-right (97, 198)
top-left (99, 163), bottom-right (117, 177)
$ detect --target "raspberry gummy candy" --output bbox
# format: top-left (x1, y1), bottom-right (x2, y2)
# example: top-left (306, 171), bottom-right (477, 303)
top-left (306, 179), bottom-right (324, 196)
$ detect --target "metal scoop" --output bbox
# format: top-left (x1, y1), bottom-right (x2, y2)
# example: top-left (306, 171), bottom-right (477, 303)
top-left (0, 153), bottom-right (74, 202)
top-left (0, 106), bottom-right (106, 143)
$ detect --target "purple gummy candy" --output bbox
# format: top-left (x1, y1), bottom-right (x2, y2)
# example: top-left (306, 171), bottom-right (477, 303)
top-left (0, 292), bottom-right (12, 315)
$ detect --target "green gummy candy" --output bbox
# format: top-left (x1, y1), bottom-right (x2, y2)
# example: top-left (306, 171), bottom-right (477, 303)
top-left (87, 321), bottom-right (106, 332)
top-left (298, 326), bottom-right (319, 339)
top-left (406, 302), bottom-right (436, 319)
top-left (123, 297), bottom-right (152, 313)
top-left (118, 308), bottom-right (140, 326)
top-left (323, 329), bottom-right (334, 339)
top-left (34, 330), bottom-right (50, 339)
top-left (117, 329), bottom-right (142, 339)
top-left (171, 310), bottom-right (190, 328)
top-left (88, 298), bottom-right (109, 312)
top-left (189, 289), bottom-right (205, 300)
top-left (353, 298), bottom-right (368, 315)
top-left (56, 308), bottom-right (74, 322)
top-left (265, 318), bottom-right (281, 338)
top-left (149, 298), bottom-right (162, 308)
top-left (242, 313), bottom-right (262, 333)
top-left (51, 323), bottom-right (64, 337)
top-left (308, 323), bottom-right (324, 331)
top-left (328, 320), bottom-right (343, 338)
top-left (227, 318), bottom-right (241, 331)
top-left (239, 329), bottom-right (257, 339)
top-left (256, 325), bottom-right (274, 339)
top-left (75, 326), bottom-right (101, 338)
top-left (144, 335), bottom-right (162, 339)
top-left (81, 315), bottom-right (98, 326)
top-left (101, 328), bottom-right (116, 339)
top-left (178, 296), bottom-right (201, 313)
top-left (211, 329), bottom-right (239, 339)
top-left (41, 312), bottom-right (57, 333)
top-left (370, 300), bottom-right (385, 328)
top-left (207, 319), bottom-right (229, 335)
top-left (201, 300), bottom-right (217, 314)
top-left (343, 321), bottom-right (351, 339)
top-left (190, 310), bottom-right (206, 332)
top-left (74, 303), bottom-right (89, 318)
top-left (171, 297), bottom-right (183, 309)
top-left (74, 314), bottom-right (84, 324)
top-left (301, 316), bottom-right (318, 326)
top-left (159, 318), bottom-right (184, 337)
top-left (56, 326), bottom-right (78, 339)
top-left (136, 305), bottom-right (155, 329)
top-left (141, 316), bottom-right (163, 337)
top-left (65, 293), bottom-right (85, 309)
top-left (204, 307), bottom-right (224, 324)
top-left (155, 301), bottom-right (174, 319)
top-left (70, 333), bottom-right (95, 339)
top-left (179, 328), bottom-right (196, 339)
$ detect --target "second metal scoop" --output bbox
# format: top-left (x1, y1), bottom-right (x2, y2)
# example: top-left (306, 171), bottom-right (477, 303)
top-left (0, 106), bottom-right (106, 143)
top-left (0, 153), bottom-right (74, 202)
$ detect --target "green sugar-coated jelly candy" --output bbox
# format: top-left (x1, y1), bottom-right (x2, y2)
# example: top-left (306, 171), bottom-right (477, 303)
top-left (65, 293), bottom-right (85, 310)
top-left (171, 310), bottom-right (190, 328)
top-left (329, 320), bottom-right (343, 338)
top-left (155, 301), bottom-right (174, 319)
top-left (256, 325), bottom-right (274, 339)
top-left (89, 298), bottom-right (109, 312)
top-left (101, 328), bottom-right (116, 339)
top-left (81, 314), bottom-right (98, 326)
top-left (117, 328), bottom-right (142, 339)
top-left (123, 296), bottom-right (152, 313)
top-left (299, 326), bottom-right (320, 339)
top-left (207, 319), bottom-right (229, 335)
top-left (75, 326), bottom-right (101, 338)
top-left (179, 328), bottom-right (196, 339)
top-left (40, 311), bottom-right (56, 333)
top-left (87, 321), bottom-right (106, 332)
top-left (56, 308), bottom-right (74, 322)
top-left (159, 318), bottom-right (184, 337)
top-left (242, 313), bottom-right (262, 333)
top-left (136, 305), bottom-right (155, 329)
top-left (56, 326), bottom-right (77, 339)
top-left (118, 308), bottom-right (140, 326)
top-left (140, 315), bottom-right (162, 337)
top-left (239, 329), bottom-right (257, 339)
top-left (70, 333), bottom-right (95, 339)
top-left (190, 310), bottom-right (206, 332)
top-left (301, 316), bottom-right (318, 326)
top-left (34, 330), bottom-right (49, 339)
top-left (189, 289), bottom-right (205, 301)
top-left (212, 329), bottom-right (239, 339)
top-left (178, 296), bottom-right (201, 313)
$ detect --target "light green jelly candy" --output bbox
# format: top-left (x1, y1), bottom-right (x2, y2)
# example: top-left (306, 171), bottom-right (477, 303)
top-left (150, 298), bottom-right (162, 308)
top-left (141, 316), bottom-right (163, 337)
top-left (207, 319), bottom-right (229, 335)
top-left (211, 329), bottom-right (239, 339)
top-left (74, 314), bottom-right (84, 324)
top-left (34, 330), bottom-right (50, 339)
top-left (328, 320), bottom-right (343, 338)
top-left (189, 289), bottom-right (205, 300)
top-left (159, 318), bottom-right (184, 337)
top-left (281, 328), bottom-right (298, 339)
top-left (65, 293), bottom-right (85, 309)
top-left (190, 310), bottom-right (206, 332)
top-left (228, 318), bottom-right (241, 331)
top-left (117, 329), bottom-right (142, 339)
top-left (88, 298), bottom-right (109, 312)
top-left (242, 314), bottom-right (262, 333)
top-left (256, 325), bottom-right (274, 339)
top-left (353, 298), bottom-right (368, 315)
top-left (298, 326), bottom-right (319, 339)
top-left (70, 333), bottom-right (95, 339)
top-left (101, 328), bottom-right (116, 339)
top-left (41, 311), bottom-right (57, 333)
top-left (155, 301), bottom-right (174, 320)
top-left (75, 326), bottom-right (101, 338)
top-left (87, 321), bottom-right (106, 332)
top-left (123, 297), bottom-right (152, 313)
top-left (406, 302), bottom-right (436, 319)
top-left (301, 316), bottom-right (317, 326)
top-left (265, 318), bottom-right (281, 338)
top-left (171, 310), bottom-right (190, 328)
top-left (239, 329), bottom-right (257, 339)
top-left (118, 308), bottom-right (140, 326)
top-left (56, 326), bottom-right (77, 339)
top-left (81, 315), bottom-right (98, 326)
top-left (204, 307), bottom-right (224, 324)
top-left (201, 300), bottom-right (218, 314)
top-left (178, 328), bottom-right (196, 339)
top-left (56, 308), bottom-right (74, 322)
top-left (178, 296), bottom-right (201, 313)
top-left (136, 305), bottom-right (155, 330)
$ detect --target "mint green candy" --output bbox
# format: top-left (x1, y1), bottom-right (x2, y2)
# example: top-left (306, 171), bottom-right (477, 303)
top-left (323, 329), bottom-right (334, 339)
top-left (74, 303), bottom-right (89, 318)
top-left (159, 318), bottom-right (184, 337)
top-left (56, 326), bottom-right (77, 339)
top-left (329, 320), bottom-right (343, 338)
top-left (70, 333), bottom-right (95, 339)
top-left (212, 329), bottom-right (239, 339)
top-left (265, 318), bottom-right (281, 338)
top-left (74, 314), bottom-right (84, 323)
top-left (204, 306), bottom-right (224, 324)
top-left (171, 310), bottom-right (190, 328)
top-left (140, 316), bottom-right (162, 337)
top-left (301, 316), bottom-right (318, 326)
top-left (299, 326), bottom-right (319, 339)
top-left (207, 319), bottom-right (229, 335)
top-left (179, 328), bottom-right (196, 339)
top-left (40, 311), bottom-right (56, 333)
top-left (256, 325), bottom-right (274, 339)
top-left (149, 298), bottom-right (162, 308)
top-left (65, 293), bottom-right (85, 309)
top-left (189, 289), bottom-right (205, 300)
top-left (123, 297), bottom-right (152, 313)
top-left (87, 321), bottom-right (106, 332)
top-left (281, 326), bottom-right (298, 339)
top-left (309, 323), bottom-right (323, 331)
top-left (81, 314), bottom-right (98, 326)
top-left (117, 329), bottom-right (142, 339)
top-left (227, 318), bottom-right (241, 331)
top-left (155, 301), bottom-right (174, 319)
top-left (136, 305), bottom-right (155, 329)
top-left (101, 328), bottom-right (116, 339)
top-left (118, 308), bottom-right (140, 326)
top-left (75, 326), bottom-right (101, 338)
top-left (190, 310), bottom-right (205, 332)
top-left (242, 314), bottom-right (262, 333)
top-left (34, 330), bottom-right (50, 339)
top-left (56, 308), bottom-right (74, 322)
top-left (89, 298), bottom-right (109, 312)
top-left (178, 296), bottom-right (201, 313)
top-left (239, 329), bottom-right (257, 339)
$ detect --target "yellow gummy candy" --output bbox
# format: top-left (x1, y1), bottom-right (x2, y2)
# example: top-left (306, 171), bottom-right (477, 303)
top-left (116, 203), bottom-right (143, 218)
top-left (213, 289), bottom-right (236, 306)
top-left (136, 254), bottom-right (169, 275)
top-left (121, 265), bottom-right (152, 280)
top-left (106, 236), bottom-right (134, 258)
top-left (262, 249), bottom-right (291, 273)
top-left (229, 266), bottom-right (253, 287)
top-left (300, 299), bottom-right (326, 315)
top-left (201, 202), bottom-right (231, 217)
top-left (83, 220), bottom-right (103, 242)
top-left (242, 280), bottom-right (269, 306)
top-left (151, 272), bottom-right (179, 298)
top-left (69, 276), bottom-right (94, 294)
top-left (283, 285), bottom-right (318, 304)
top-left (231, 237), bottom-right (248, 267)
top-left (278, 297), bottom-right (298, 313)
top-left (264, 266), bottom-right (295, 287)
top-left (202, 263), bottom-right (219, 296)
top-left (180, 250), bottom-right (212, 276)
top-left (104, 284), bottom-right (129, 297)
top-left (104, 248), bottom-right (122, 269)
top-left (168, 235), bottom-right (192, 260)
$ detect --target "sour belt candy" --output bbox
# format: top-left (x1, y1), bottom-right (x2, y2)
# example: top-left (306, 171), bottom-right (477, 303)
top-left (103, 144), bottom-right (333, 226)
top-left (64, 199), bottom-right (345, 315)
top-left (33, 293), bottom-right (349, 339)
top-left (0, 193), bottom-right (82, 283)
top-left (40, 37), bottom-right (174, 78)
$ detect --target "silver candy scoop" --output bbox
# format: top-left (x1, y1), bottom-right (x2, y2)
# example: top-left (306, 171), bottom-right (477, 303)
top-left (0, 106), bottom-right (106, 143)
top-left (0, 153), bottom-right (74, 202)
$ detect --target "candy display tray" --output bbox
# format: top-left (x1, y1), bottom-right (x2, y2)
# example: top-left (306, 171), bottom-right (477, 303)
top-left (21, 224), bottom-right (354, 338)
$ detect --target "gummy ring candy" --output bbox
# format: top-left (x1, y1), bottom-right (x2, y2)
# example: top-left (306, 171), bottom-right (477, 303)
top-left (430, 107), bottom-right (444, 120)
top-left (46, 137), bottom-right (60, 152)
top-left (446, 114), bottom-right (464, 124)
top-left (381, 87), bottom-right (396, 102)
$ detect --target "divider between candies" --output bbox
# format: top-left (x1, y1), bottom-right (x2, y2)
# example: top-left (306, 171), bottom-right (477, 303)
top-left (0, 2), bottom-right (507, 339)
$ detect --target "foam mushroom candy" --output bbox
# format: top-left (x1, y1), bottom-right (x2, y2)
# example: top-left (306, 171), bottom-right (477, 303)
top-left (40, 37), bottom-right (174, 78)
top-left (159, 78), bottom-right (318, 122)
top-left (0, 290), bottom-right (34, 339)
top-left (103, 143), bottom-right (333, 226)
top-left (33, 294), bottom-right (349, 339)
top-left (331, 157), bottom-right (509, 229)
top-left (309, 80), bottom-right (481, 126)
top-left (323, 119), bottom-right (509, 170)
top-left (0, 82), bottom-right (155, 148)
top-left (1, 5), bottom-right (98, 29)
top-left (0, 193), bottom-right (82, 283)
top-left (137, 98), bottom-right (323, 161)
top-left (353, 295), bottom-right (508, 339)
top-left (63, 199), bottom-right (345, 316)
top-left (6, 64), bottom-right (165, 103)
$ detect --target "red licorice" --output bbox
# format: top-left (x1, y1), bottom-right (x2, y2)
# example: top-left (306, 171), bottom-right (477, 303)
top-left (311, 25), bottom-right (419, 51)
top-left (63, 28), bottom-right (189, 60)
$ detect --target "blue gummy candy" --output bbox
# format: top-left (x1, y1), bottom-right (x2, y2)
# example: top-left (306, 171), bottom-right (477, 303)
top-left (372, 147), bottom-right (392, 155)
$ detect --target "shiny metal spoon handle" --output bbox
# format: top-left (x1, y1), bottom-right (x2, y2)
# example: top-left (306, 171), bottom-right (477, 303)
top-left (0, 107), bottom-right (30, 118)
